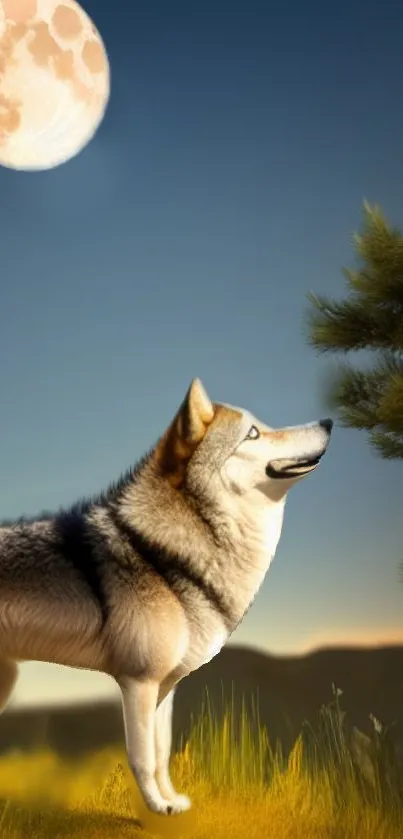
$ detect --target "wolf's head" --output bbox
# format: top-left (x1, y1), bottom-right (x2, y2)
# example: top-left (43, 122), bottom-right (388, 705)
top-left (155, 378), bottom-right (332, 504)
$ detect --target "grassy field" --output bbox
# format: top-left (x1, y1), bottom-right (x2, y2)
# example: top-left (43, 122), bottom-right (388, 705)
top-left (0, 686), bottom-right (401, 838)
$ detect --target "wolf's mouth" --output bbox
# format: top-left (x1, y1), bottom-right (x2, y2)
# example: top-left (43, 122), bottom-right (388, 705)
top-left (266, 453), bottom-right (324, 480)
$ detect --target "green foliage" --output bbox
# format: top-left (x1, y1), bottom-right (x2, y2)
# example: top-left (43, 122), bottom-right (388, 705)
top-left (305, 202), bottom-right (403, 459)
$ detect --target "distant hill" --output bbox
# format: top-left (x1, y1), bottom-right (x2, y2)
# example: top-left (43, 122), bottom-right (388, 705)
top-left (1, 644), bottom-right (403, 758)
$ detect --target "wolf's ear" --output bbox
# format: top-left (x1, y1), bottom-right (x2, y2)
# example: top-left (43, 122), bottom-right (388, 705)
top-left (155, 379), bottom-right (214, 487)
top-left (176, 378), bottom-right (214, 445)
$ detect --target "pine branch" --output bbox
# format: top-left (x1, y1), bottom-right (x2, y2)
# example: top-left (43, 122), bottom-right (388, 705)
top-left (305, 201), bottom-right (403, 460)
top-left (369, 428), bottom-right (403, 459)
top-left (376, 362), bottom-right (403, 431)
top-left (317, 353), bottom-right (403, 457)
top-left (305, 293), bottom-right (403, 352)
top-left (320, 363), bottom-right (384, 429)
top-left (343, 267), bottom-right (403, 308)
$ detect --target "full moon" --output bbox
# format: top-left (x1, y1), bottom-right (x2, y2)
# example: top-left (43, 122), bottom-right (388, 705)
top-left (0, 0), bottom-right (110, 171)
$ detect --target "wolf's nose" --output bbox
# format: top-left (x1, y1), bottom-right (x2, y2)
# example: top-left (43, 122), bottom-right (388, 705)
top-left (319, 418), bottom-right (333, 434)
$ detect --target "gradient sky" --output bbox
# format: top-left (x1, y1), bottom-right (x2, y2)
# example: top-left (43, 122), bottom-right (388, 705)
top-left (1, 0), bottom-right (403, 708)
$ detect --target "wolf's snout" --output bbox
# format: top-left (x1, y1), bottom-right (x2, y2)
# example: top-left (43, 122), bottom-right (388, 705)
top-left (319, 418), bottom-right (333, 435)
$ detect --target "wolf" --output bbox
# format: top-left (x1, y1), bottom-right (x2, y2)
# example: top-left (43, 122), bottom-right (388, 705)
top-left (0, 378), bottom-right (332, 815)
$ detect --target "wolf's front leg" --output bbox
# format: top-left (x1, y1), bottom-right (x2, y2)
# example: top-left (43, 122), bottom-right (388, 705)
top-left (119, 677), bottom-right (188, 815)
top-left (155, 687), bottom-right (191, 811)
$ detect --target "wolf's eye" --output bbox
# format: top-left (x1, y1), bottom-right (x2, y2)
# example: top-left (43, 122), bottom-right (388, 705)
top-left (245, 425), bottom-right (260, 441)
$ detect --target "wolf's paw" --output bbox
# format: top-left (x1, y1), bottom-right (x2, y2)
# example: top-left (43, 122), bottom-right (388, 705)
top-left (168, 793), bottom-right (192, 813)
top-left (146, 793), bottom-right (191, 816)
top-left (147, 795), bottom-right (175, 815)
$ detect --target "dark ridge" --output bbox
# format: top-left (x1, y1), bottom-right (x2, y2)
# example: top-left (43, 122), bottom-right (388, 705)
top-left (108, 507), bottom-right (234, 630)
top-left (54, 508), bottom-right (109, 629)
top-left (0, 450), bottom-right (154, 529)
top-left (2, 645), bottom-right (403, 761)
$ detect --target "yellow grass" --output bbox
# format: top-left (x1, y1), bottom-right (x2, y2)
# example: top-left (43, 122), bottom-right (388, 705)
top-left (0, 686), bottom-right (401, 838)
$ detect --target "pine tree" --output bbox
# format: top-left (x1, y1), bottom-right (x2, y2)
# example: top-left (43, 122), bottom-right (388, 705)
top-left (305, 202), bottom-right (403, 460)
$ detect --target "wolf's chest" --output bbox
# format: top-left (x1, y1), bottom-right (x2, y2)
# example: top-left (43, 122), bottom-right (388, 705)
top-left (202, 630), bottom-right (227, 664)
top-left (257, 502), bottom-right (285, 556)
top-left (224, 502), bottom-right (285, 623)
top-left (243, 501), bottom-right (285, 566)
top-left (181, 622), bottom-right (228, 675)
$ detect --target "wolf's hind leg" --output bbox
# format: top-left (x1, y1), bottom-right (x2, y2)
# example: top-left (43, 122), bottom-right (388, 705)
top-left (0, 658), bottom-right (18, 713)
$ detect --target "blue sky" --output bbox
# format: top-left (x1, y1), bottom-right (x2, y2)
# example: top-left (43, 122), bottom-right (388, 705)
top-left (1, 0), bottom-right (403, 706)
